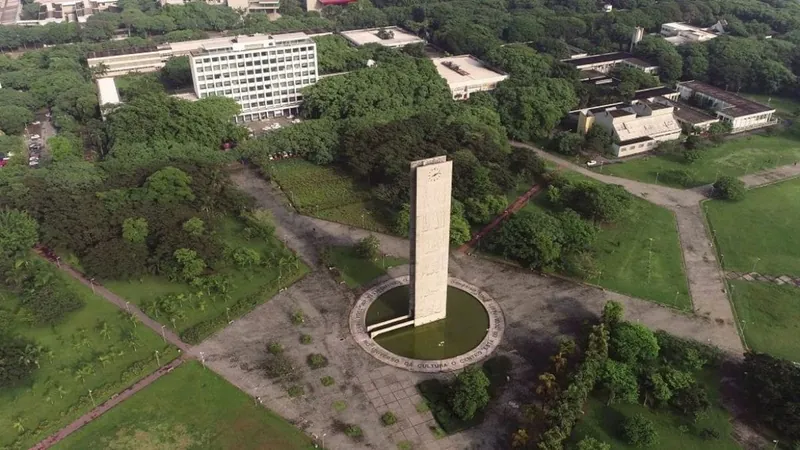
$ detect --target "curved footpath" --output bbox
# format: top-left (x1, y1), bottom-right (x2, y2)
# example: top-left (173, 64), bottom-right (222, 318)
top-left (511, 141), bottom-right (800, 355)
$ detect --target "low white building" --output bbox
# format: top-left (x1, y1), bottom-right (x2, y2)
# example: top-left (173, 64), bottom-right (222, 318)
top-left (15, 0), bottom-right (117, 25)
top-left (660, 22), bottom-right (723, 46)
top-left (676, 81), bottom-right (777, 133)
top-left (562, 51), bottom-right (659, 75)
top-left (96, 77), bottom-right (120, 119)
top-left (340, 27), bottom-right (424, 48)
top-left (581, 100), bottom-right (682, 157)
top-left (431, 55), bottom-right (508, 100)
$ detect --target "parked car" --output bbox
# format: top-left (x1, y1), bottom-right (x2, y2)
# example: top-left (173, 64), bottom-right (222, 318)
top-left (30, 134), bottom-right (41, 140)
top-left (586, 160), bottom-right (599, 167)
top-left (31, 121), bottom-right (41, 125)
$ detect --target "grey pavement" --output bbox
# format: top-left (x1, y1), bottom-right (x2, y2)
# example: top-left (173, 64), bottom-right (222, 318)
top-left (511, 142), bottom-right (742, 353)
top-left (739, 162), bottom-right (800, 188)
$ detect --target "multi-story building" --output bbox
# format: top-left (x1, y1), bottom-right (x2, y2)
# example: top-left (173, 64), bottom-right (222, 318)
top-left (13, 0), bottom-right (118, 25)
top-left (189, 33), bottom-right (318, 122)
top-left (226, 0), bottom-right (279, 15)
top-left (431, 55), bottom-right (508, 100)
top-left (676, 81), bottom-right (777, 133)
top-left (562, 51), bottom-right (659, 75)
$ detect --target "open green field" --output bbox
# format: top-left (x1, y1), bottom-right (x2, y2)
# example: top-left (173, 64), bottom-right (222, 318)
top-left (269, 159), bottom-right (389, 232)
top-left (729, 280), bottom-right (800, 362)
top-left (105, 217), bottom-right (308, 343)
top-left (55, 361), bottom-right (315, 450)
top-left (0, 275), bottom-right (177, 449)
top-left (570, 372), bottom-right (738, 450)
top-left (517, 171), bottom-right (690, 309)
top-left (325, 246), bottom-right (407, 288)
top-left (600, 133), bottom-right (800, 188)
top-left (743, 94), bottom-right (800, 118)
top-left (704, 178), bottom-right (800, 275)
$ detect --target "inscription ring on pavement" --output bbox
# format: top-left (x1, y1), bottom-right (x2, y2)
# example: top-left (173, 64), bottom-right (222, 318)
top-left (349, 276), bottom-right (505, 373)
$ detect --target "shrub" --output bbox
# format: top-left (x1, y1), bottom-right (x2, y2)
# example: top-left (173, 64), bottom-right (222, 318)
top-left (670, 383), bottom-right (711, 421)
top-left (448, 366), bottom-right (491, 421)
top-left (683, 148), bottom-right (703, 164)
top-left (354, 235), bottom-right (380, 260)
top-left (622, 414), bottom-right (658, 447)
top-left (381, 411), bottom-right (398, 426)
top-left (267, 342), bottom-right (284, 355)
top-left (321, 375), bottom-right (335, 386)
top-left (344, 424), bottom-right (363, 439)
top-left (397, 441), bottom-right (413, 450)
top-left (332, 400), bottom-right (348, 411)
top-left (290, 310), bottom-right (305, 325)
top-left (307, 353), bottom-right (329, 369)
top-left (0, 334), bottom-right (40, 388)
top-left (429, 425), bottom-right (446, 439)
top-left (577, 437), bottom-right (612, 450)
top-left (263, 353), bottom-right (294, 378)
top-left (660, 168), bottom-right (696, 187)
top-left (415, 401), bottom-right (430, 413)
top-left (713, 176), bottom-right (745, 201)
top-left (300, 334), bottom-right (312, 345)
top-left (288, 385), bottom-right (304, 398)
top-left (552, 131), bottom-right (584, 156)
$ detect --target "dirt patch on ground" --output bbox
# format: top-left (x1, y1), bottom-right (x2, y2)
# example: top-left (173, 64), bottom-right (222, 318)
top-left (107, 424), bottom-right (197, 450)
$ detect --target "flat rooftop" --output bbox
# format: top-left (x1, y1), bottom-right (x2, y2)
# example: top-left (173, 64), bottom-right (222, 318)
top-left (431, 55), bottom-right (507, 87)
top-left (340, 27), bottom-right (424, 47)
top-left (679, 81), bottom-right (775, 117)
top-left (96, 77), bottom-right (120, 106)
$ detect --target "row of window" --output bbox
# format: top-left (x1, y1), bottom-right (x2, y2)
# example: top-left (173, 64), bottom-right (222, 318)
top-left (195, 66), bottom-right (315, 80)
top-left (197, 77), bottom-right (315, 91)
top-left (194, 55), bottom-right (314, 73)
top-left (198, 46), bottom-right (314, 63)
top-left (199, 91), bottom-right (302, 108)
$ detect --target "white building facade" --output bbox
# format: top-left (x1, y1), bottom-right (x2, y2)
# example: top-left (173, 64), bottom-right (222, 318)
top-left (586, 100), bottom-right (682, 157)
top-left (431, 55), bottom-right (508, 100)
top-left (676, 81), bottom-right (777, 133)
top-left (189, 33), bottom-right (318, 122)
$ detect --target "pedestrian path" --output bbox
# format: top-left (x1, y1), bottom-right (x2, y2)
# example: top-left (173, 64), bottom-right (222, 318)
top-left (458, 184), bottom-right (542, 253)
top-left (30, 358), bottom-right (184, 449)
top-left (726, 271), bottom-right (800, 288)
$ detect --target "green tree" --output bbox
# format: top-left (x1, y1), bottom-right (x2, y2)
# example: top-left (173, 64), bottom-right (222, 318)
top-left (0, 334), bottom-right (40, 388)
top-left (622, 414), bottom-right (658, 447)
top-left (610, 322), bottom-right (660, 365)
top-left (448, 366), bottom-right (491, 421)
top-left (144, 166), bottom-right (195, 204)
top-left (495, 78), bottom-right (577, 141)
top-left (712, 176), bottom-right (745, 201)
top-left (600, 360), bottom-right (639, 405)
top-left (355, 235), bottom-right (380, 260)
top-left (553, 131), bottom-right (584, 156)
top-left (160, 56), bottom-right (193, 90)
top-left (48, 135), bottom-right (82, 162)
top-left (487, 209), bottom-right (563, 269)
top-left (0, 105), bottom-right (34, 135)
top-left (0, 209), bottom-right (39, 259)
top-left (577, 437), bottom-right (611, 450)
top-left (173, 248), bottom-right (206, 280)
top-left (633, 35), bottom-right (682, 83)
top-left (228, 247), bottom-right (261, 269)
top-left (122, 217), bottom-right (149, 244)
top-left (182, 217), bottom-right (205, 237)
top-left (450, 200), bottom-right (471, 246)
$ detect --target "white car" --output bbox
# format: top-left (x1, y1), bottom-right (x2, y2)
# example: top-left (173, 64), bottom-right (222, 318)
top-left (586, 160), bottom-right (599, 167)
top-left (32, 121), bottom-right (41, 125)
top-left (30, 134), bottom-right (41, 140)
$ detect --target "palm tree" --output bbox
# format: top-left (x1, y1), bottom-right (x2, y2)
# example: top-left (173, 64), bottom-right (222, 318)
top-left (535, 372), bottom-right (558, 401)
top-left (19, 344), bottom-right (40, 369)
top-left (74, 365), bottom-right (94, 385)
top-left (44, 395), bottom-right (54, 405)
top-left (197, 299), bottom-right (207, 312)
top-left (12, 417), bottom-right (24, 434)
top-left (123, 330), bottom-right (139, 352)
top-left (97, 321), bottom-right (112, 340)
top-left (98, 354), bottom-right (111, 368)
top-left (277, 256), bottom-right (289, 280)
top-left (550, 352), bottom-right (567, 374)
top-left (55, 384), bottom-right (68, 399)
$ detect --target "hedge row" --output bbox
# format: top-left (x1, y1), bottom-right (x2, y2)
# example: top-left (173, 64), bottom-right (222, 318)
top-left (537, 322), bottom-right (611, 450)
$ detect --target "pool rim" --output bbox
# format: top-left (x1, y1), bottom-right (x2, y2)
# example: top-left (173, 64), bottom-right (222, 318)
top-left (349, 275), bottom-right (505, 373)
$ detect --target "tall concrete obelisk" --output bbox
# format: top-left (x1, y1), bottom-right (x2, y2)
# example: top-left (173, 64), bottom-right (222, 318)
top-left (409, 156), bottom-right (453, 327)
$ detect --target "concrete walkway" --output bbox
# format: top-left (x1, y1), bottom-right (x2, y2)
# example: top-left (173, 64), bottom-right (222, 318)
top-left (740, 163), bottom-right (800, 188)
top-left (31, 358), bottom-right (185, 449)
top-left (510, 142), bottom-right (743, 353)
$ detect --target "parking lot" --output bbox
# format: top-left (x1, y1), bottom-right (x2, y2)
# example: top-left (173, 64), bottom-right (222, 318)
top-left (25, 111), bottom-right (55, 168)
top-left (243, 116), bottom-right (300, 137)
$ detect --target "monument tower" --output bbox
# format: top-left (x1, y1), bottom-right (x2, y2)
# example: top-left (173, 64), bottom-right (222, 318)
top-left (408, 156), bottom-right (453, 326)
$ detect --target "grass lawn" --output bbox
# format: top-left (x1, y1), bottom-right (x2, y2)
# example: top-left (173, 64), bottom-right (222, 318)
top-left (104, 217), bottom-right (308, 343)
top-left (269, 159), bottom-right (389, 232)
top-left (743, 94), bottom-right (800, 119)
top-left (600, 133), bottom-right (800, 188)
top-left (324, 246), bottom-right (407, 288)
top-left (729, 280), bottom-right (800, 362)
top-left (570, 371), bottom-right (738, 450)
top-left (0, 275), bottom-right (177, 449)
top-left (55, 361), bottom-right (315, 450)
top-left (704, 178), bottom-right (800, 275)
top-left (513, 171), bottom-right (690, 309)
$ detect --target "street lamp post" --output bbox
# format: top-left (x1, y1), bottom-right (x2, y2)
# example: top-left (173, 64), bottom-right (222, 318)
top-left (160, 325), bottom-right (166, 343)
top-left (88, 389), bottom-right (95, 406)
top-left (752, 257), bottom-right (761, 274)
